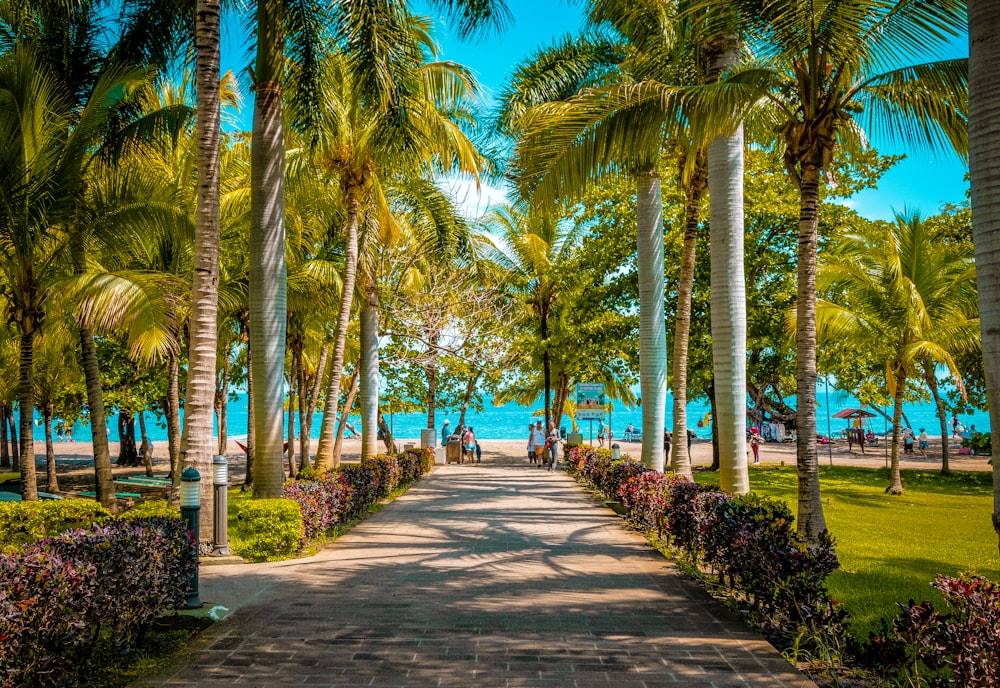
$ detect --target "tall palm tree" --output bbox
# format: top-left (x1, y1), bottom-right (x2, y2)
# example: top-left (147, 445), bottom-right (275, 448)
top-left (816, 214), bottom-right (979, 495)
top-left (968, 0), bottom-right (1000, 551)
top-left (713, 0), bottom-right (967, 541)
top-left (180, 0), bottom-right (224, 525)
top-left (249, 0), bottom-right (510, 492)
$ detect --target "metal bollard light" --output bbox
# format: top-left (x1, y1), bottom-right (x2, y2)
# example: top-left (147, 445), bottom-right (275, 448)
top-left (180, 467), bottom-right (204, 609)
top-left (611, 443), bottom-right (620, 461)
top-left (211, 455), bottom-right (231, 556)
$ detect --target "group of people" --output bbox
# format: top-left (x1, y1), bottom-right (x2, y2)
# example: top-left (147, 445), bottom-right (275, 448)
top-left (901, 427), bottom-right (932, 455)
top-left (526, 421), bottom-right (561, 471)
top-left (441, 419), bottom-right (481, 463)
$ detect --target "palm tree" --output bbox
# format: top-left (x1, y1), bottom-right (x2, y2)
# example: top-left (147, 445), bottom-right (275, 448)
top-left (479, 203), bottom-right (581, 430)
top-left (249, 0), bottom-right (510, 492)
top-left (180, 0), bottom-right (224, 523)
top-left (816, 214), bottom-right (979, 495)
top-left (713, 0), bottom-right (967, 541)
top-left (968, 0), bottom-right (1000, 551)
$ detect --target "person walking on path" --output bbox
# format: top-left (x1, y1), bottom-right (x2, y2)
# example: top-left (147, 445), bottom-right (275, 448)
top-left (750, 434), bottom-right (760, 464)
top-left (441, 420), bottom-right (450, 447)
top-left (547, 423), bottom-right (561, 470)
top-left (918, 428), bottom-right (930, 456)
top-left (532, 421), bottom-right (546, 465)
top-left (526, 423), bottom-right (535, 463)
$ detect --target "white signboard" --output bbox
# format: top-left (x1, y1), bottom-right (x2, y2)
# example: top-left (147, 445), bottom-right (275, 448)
top-left (576, 383), bottom-right (606, 421)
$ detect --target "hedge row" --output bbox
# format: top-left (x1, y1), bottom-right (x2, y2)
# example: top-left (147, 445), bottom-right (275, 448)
top-left (0, 514), bottom-right (196, 688)
top-left (565, 447), bottom-right (1000, 684)
top-left (277, 448), bottom-right (434, 553)
top-left (565, 447), bottom-right (844, 648)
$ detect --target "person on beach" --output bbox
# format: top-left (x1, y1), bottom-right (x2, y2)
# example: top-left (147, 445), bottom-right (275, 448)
top-left (441, 420), bottom-right (450, 447)
top-left (902, 427), bottom-right (915, 454)
top-left (597, 422), bottom-right (606, 448)
top-left (664, 430), bottom-right (671, 465)
top-left (526, 423), bottom-right (536, 462)
top-left (462, 426), bottom-right (476, 463)
top-left (750, 434), bottom-right (760, 464)
top-left (918, 428), bottom-right (930, 455)
top-left (951, 413), bottom-right (960, 436)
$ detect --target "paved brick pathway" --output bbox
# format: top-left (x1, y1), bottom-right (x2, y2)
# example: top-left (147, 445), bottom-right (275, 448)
top-left (134, 462), bottom-right (815, 687)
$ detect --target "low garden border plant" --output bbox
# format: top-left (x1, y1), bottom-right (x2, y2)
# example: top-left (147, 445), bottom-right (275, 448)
top-left (564, 446), bottom-right (1000, 686)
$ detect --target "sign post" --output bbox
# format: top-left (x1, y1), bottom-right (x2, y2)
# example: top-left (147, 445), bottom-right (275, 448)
top-left (576, 384), bottom-right (606, 447)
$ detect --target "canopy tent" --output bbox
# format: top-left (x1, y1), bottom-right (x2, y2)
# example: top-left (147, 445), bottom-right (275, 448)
top-left (832, 408), bottom-right (877, 420)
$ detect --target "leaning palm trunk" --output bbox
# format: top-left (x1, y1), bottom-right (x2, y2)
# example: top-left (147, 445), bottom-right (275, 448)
top-left (165, 351), bottom-right (181, 481)
top-left (924, 368), bottom-right (950, 474)
top-left (287, 356), bottom-right (298, 477)
top-left (794, 165), bottom-right (827, 541)
top-left (302, 341), bottom-right (328, 461)
top-left (332, 368), bottom-right (359, 466)
top-left (79, 326), bottom-right (115, 504)
top-left (297, 347), bottom-right (310, 471)
top-left (43, 405), bottom-right (58, 493)
top-left (636, 170), bottom-right (667, 470)
top-left (969, 0), bottom-right (1000, 551)
top-left (315, 193), bottom-right (360, 471)
top-left (182, 0), bottom-right (223, 534)
top-left (248, 0), bottom-right (289, 498)
top-left (887, 370), bottom-right (906, 495)
top-left (359, 279), bottom-right (380, 461)
top-left (706, 33), bottom-right (748, 495)
top-left (671, 160), bottom-right (706, 480)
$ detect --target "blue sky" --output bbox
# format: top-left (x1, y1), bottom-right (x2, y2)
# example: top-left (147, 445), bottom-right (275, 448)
top-left (221, 1), bottom-right (970, 222)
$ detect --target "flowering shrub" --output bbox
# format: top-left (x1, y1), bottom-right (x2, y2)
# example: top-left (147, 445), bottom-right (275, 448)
top-left (282, 451), bottom-right (435, 545)
top-left (565, 447), bottom-right (843, 649)
top-left (0, 517), bottom-right (195, 688)
top-left (866, 574), bottom-right (1000, 686)
top-left (617, 472), bottom-right (678, 534)
top-left (282, 472), bottom-right (352, 541)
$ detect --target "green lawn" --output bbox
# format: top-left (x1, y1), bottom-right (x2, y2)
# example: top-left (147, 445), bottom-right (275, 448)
top-left (695, 465), bottom-right (1000, 637)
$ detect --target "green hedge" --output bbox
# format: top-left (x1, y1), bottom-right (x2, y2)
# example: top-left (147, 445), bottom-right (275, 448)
top-left (0, 500), bottom-right (110, 553)
top-left (230, 498), bottom-right (303, 562)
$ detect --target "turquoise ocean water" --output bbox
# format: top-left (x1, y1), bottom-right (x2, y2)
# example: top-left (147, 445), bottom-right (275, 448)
top-left (34, 386), bottom-right (991, 445)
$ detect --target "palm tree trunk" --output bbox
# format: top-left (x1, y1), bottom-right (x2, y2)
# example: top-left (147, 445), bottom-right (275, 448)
top-left (333, 368), bottom-right (359, 467)
top-left (248, 0), bottom-right (288, 498)
top-left (287, 355), bottom-right (298, 477)
top-left (541, 308), bottom-right (551, 432)
top-left (303, 341), bottom-right (328, 460)
top-left (297, 344), bottom-right (310, 471)
top-left (43, 403), bottom-right (58, 493)
top-left (923, 366), bottom-right (950, 474)
top-left (359, 279), bottom-right (380, 461)
top-left (795, 164), bottom-right (827, 542)
top-left (887, 370), bottom-right (906, 495)
top-left (0, 403), bottom-right (9, 469)
top-left (969, 0), bottom-right (1000, 552)
top-left (244, 338), bottom-right (256, 489)
top-left (315, 191), bottom-right (360, 470)
top-left (183, 0), bottom-right (223, 535)
top-left (706, 32), bottom-right (749, 495)
top-left (636, 170), bottom-right (667, 470)
top-left (216, 350), bottom-right (230, 456)
top-left (79, 325), bottom-right (115, 505)
top-left (8, 411), bottom-right (19, 473)
top-left (17, 331), bottom-right (37, 501)
top-left (425, 325), bottom-right (439, 430)
top-left (138, 411), bottom-right (153, 477)
top-left (165, 351), bottom-right (181, 482)
top-left (671, 157), bottom-right (706, 480)
top-left (377, 408), bottom-right (396, 454)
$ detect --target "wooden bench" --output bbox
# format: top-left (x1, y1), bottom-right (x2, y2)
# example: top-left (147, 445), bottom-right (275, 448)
top-left (78, 490), bottom-right (143, 499)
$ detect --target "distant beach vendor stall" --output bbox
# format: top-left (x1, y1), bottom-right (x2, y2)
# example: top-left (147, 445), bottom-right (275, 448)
top-left (832, 408), bottom-right (876, 453)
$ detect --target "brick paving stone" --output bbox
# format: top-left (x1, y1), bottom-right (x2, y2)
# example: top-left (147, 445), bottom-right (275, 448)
top-left (132, 464), bottom-right (816, 688)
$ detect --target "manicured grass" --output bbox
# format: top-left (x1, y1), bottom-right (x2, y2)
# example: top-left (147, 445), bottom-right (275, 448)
top-left (695, 464), bottom-right (1000, 637)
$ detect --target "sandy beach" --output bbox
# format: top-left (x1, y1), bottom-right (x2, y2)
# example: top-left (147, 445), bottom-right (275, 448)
top-left (9, 431), bottom-right (991, 496)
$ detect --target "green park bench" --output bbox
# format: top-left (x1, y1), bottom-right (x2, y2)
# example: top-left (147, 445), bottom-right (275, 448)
top-left (78, 490), bottom-right (142, 499)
